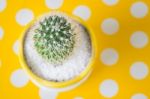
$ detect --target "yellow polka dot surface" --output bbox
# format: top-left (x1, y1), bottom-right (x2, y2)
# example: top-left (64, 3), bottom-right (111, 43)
top-left (0, 0), bottom-right (150, 99)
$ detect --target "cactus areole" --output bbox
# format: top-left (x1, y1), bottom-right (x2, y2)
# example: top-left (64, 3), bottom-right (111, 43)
top-left (33, 15), bottom-right (76, 64)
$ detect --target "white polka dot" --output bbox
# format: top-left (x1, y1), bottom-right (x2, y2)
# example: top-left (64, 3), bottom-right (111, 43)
top-left (13, 40), bottom-right (19, 55)
top-left (102, 0), bottom-right (119, 6)
top-left (74, 96), bottom-right (84, 99)
top-left (101, 18), bottom-right (119, 35)
top-left (131, 93), bottom-right (148, 99)
top-left (10, 69), bottom-right (29, 88)
top-left (130, 62), bottom-right (149, 80)
top-left (0, 0), bottom-right (6, 12)
top-left (39, 88), bottom-right (58, 99)
top-left (45, 0), bottom-right (63, 9)
top-left (0, 27), bottom-right (4, 40)
top-left (130, 2), bottom-right (149, 18)
top-left (73, 5), bottom-right (91, 21)
top-left (130, 31), bottom-right (148, 48)
top-left (16, 9), bottom-right (34, 26)
top-left (100, 48), bottom-right (119, 66)
top-left (99, 79), bottom-right (119, 98)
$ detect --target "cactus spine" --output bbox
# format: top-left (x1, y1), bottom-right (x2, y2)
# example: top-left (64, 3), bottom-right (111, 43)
top-left (33, 15), bottom-right (75, 64)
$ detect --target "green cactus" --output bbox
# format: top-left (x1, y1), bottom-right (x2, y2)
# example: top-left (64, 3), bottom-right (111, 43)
top-left (33, 15), bottom-right (75, 64)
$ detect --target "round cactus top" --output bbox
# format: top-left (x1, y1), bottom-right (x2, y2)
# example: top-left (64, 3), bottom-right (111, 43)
top-left (33, 15), bottom-right (75, 64)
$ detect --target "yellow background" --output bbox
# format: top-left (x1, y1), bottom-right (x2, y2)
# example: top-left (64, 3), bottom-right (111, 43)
top-left (0, 0), bottom-right (150, 99)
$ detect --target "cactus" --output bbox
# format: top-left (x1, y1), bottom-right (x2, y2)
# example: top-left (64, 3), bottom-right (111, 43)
top-left (33, 15), bottom-right (75, 64)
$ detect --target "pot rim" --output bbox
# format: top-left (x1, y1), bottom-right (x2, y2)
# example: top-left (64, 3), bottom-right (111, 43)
top-left (18, 10), bottom-right (98, 88)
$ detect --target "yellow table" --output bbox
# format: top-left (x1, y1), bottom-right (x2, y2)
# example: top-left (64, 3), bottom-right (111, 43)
top-left (0, 0), bottom-right (150, 99)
